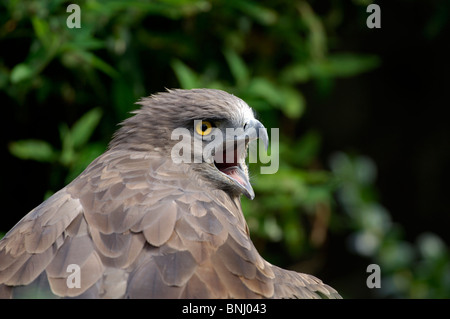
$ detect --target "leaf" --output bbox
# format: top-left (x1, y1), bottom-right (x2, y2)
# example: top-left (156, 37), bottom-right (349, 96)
top-left (71, 51), bottom-right (119, 78)
top-left (280, 63), bottom-right (311, 84)
top-left (171, 59), bottom-right (200, 89)
top-left (247, 77), bottom-right (284, 106)
top-left (59, 123), bottom-right (74, 166)
top-left (417, 232), bottom-right (447, 260)
top-left (10, 64), bottom-right (33, 83)
top-left (312, 53), bottom-right (381, 78)
top-left (298, 1), bottom-right (326, 59)
top-left (31, 17), bottom-right (50, 47)
top-left (70, 107), bottom-right (103, 149)
top-left (91, 0), bottom-right (210, 19)
top-left (279, 87), bottom-right (305, 119)
top-left (247, 79), bottom-right (305, 119)
top-left (223, 49), bottom-right (249, 87)
top-left (86, 53), bottom-right (119, 78)
top-left (9, 139), bottom-right (56, 162)
top-left (263, 217), bottom-right (283, 241)
top-left (229, 0), bottom-right (278, 25)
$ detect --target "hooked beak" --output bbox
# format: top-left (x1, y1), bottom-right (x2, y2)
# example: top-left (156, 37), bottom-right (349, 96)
top-left (213, 119), bottom-right (268, 200)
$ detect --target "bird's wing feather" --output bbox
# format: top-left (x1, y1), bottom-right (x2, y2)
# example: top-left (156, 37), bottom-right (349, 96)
top-left (0, 150), bottom-right (340, 299)
top-left (0, 189), bottom-right (91, 298)
top-left (270, 266), bottom-right (342, 299)
top-left (0, 151), bottom-right (150, 298)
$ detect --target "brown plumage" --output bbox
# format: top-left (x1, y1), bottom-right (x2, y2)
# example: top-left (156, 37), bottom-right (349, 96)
top-left (0, 88), bottom-right (341, 299)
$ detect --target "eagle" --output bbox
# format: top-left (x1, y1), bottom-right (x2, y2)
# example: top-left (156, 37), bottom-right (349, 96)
top-left (0, 88), bottom-right (340, 299)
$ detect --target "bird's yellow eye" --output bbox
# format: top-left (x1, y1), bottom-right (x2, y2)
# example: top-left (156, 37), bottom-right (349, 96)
top-left (195, 121), bottom-right (213, 136)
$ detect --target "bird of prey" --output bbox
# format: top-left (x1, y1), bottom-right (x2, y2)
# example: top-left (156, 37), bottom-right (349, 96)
top-left (0, 88), bottom-right (340, 299)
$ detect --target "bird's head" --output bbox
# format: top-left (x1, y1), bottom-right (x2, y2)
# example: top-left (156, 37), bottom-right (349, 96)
top-left (109, 88), bottom-right (268, 200)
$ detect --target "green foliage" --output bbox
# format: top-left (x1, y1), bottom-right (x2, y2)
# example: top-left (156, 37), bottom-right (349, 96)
top-left (2, 0), bottom-right (447, 298)
top-left (9, 139), bottom-right (57, 162)
top-left (9, 107), bottom-right (104, 184)
top-left (330, 153), bottom-right (450, 298)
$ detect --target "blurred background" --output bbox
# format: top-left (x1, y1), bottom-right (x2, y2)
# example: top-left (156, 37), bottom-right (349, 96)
top-left (1, 0), bottom-right (449, 298)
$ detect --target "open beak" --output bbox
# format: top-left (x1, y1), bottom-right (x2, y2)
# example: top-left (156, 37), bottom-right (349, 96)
top-left (213, 119), bottom-right (268, 200)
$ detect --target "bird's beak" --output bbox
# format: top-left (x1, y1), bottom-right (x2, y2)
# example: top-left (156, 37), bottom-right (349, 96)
top-left (244, 119), bottom-right (269, 151)
top-left (214, 119), bottom-right (268, 200)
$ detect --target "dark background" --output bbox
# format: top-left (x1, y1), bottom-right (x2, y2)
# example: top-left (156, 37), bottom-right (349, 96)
top-left (312, 1), bottom-right (450, 242)
top-left (1, 0), bottom-right (449, 298)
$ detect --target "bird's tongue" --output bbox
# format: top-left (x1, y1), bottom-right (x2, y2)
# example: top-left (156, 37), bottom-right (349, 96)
top-left (214, 143), bottom-right (255, 199)
top-left (219, 166), bottom-right (255, 200)
top-left (221, 167), bottom-right (246, 187)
